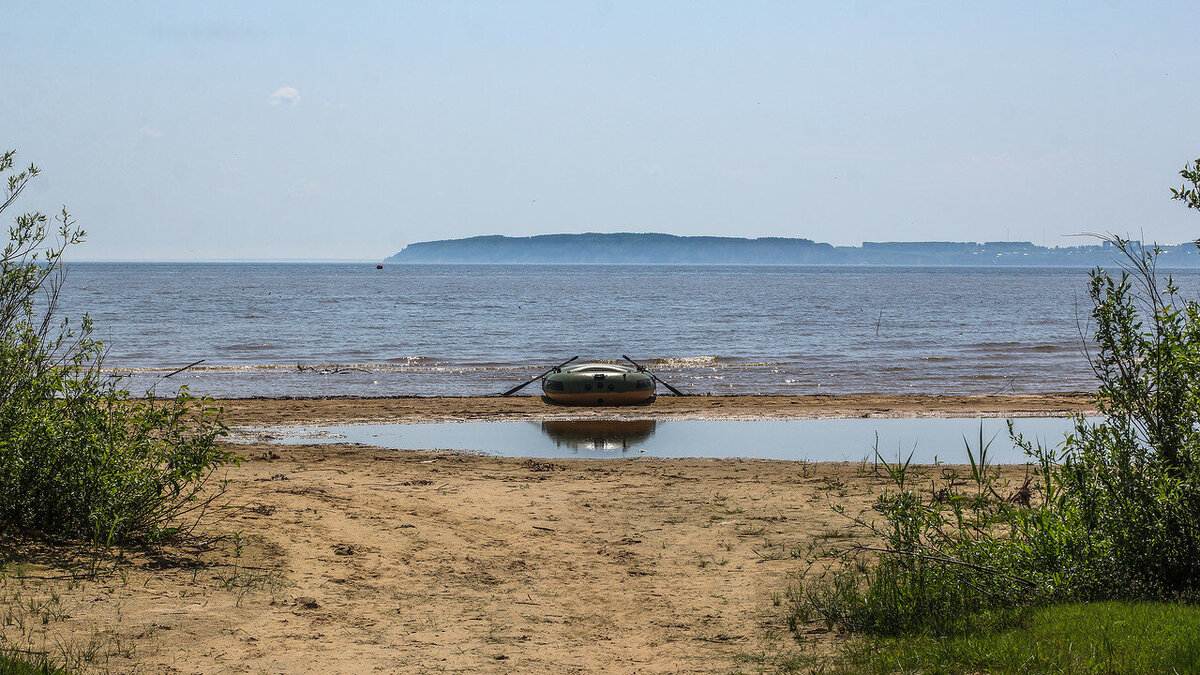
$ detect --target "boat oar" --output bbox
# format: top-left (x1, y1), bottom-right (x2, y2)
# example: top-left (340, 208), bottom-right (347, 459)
top-left (622, 354), bottom-right (685, 396)
top-left (501, 355), bottom-right (579, 397)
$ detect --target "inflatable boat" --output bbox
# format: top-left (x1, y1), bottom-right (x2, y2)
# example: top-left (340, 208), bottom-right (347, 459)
top-left (541, 362), bottom-right (656, 405)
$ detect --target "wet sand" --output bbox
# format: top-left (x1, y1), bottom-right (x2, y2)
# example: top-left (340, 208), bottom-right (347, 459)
top-left (1, 394), bottom-right (1088, 673)
top-left (216, 392), bottom-right (1095, 427)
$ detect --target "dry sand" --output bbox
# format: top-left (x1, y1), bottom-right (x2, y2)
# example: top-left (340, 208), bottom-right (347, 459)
top-left (0, 394), bottom-right (1088, 673)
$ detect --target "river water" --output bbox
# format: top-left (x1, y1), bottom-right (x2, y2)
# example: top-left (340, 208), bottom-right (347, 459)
top-left (60, 263), bottom-right (1188, 398)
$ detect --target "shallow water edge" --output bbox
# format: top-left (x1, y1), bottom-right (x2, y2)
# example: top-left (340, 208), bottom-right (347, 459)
top-left (214, 392), bottom-right (1095, 428)
top-left (242, 417), bottom-right (1090, 464)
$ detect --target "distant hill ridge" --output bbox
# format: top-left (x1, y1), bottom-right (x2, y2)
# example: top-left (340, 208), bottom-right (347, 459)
top-left (386, 233), bottom-right (1200, 267)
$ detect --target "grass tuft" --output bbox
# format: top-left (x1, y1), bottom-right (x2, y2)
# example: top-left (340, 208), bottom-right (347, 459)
top-left (0, 651), bottom-right (68, 675)
top-left (836, 601), bottom-right (1200, 675)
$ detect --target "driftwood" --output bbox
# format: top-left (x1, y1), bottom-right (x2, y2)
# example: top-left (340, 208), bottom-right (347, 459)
top-left (1009, 474), bottom-right (1034, 507)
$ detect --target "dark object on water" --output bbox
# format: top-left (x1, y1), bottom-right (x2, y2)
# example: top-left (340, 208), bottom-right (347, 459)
top-left (541, 362), bottom-right (656, 406)
top-left (376, 264), bottom-right (384, 269)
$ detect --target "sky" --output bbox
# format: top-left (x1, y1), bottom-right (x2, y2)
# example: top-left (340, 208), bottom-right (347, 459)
top-left (3, 1), bottom-right (1199, 261)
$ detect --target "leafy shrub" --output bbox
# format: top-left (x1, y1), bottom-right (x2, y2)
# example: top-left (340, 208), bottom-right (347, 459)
top-left (792, 159), bottom-right (1200, 637)
top-left (796, 433), bottom-right (1043, 636)
top-left (1040, 236), bottom-right (1200, 599)
top-left (0, 150), bottom-right (234, 543)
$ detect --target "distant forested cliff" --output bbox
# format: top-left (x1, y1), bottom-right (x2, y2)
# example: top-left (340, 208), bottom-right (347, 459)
top-left (386, 233), bottom-right (1200, 267)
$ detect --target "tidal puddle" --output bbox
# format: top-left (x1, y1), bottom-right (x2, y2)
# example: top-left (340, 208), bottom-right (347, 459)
top-left (257, 416), bottom-right (1091, 464)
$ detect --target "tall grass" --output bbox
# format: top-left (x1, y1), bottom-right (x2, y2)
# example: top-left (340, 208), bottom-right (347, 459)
top-left (794, 425), bottom-right (1040, 637)
top-left (0, 652), bottom-right (67, 675)
top-left (788, 234), bottom-right (1200, 646)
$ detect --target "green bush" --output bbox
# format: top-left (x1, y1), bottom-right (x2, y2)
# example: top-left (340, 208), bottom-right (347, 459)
top-left (1049, 248), bottom-right (1200, 598)
top-left (795, 433), bottom-right (1043, 636)
top-left (791, 158), bottom-right (1200, 637)
top-left (0, 150), bottom-right (234, 543)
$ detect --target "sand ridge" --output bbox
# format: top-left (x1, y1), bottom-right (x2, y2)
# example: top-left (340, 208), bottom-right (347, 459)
top-left (216, 392), bottom-right (1095, 427)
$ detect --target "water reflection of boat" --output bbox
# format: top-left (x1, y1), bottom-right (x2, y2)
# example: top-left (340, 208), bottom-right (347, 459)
top-left (539, 420), bottom-right (658, 452)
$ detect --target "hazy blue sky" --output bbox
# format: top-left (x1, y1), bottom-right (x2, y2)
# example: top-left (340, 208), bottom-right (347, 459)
top-left (4, 2), bottom-right (1199, 260)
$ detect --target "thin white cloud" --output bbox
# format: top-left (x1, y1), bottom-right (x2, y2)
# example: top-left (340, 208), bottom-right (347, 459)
top-left (723, 168), bottom-right (763, 177)
top-left (290, 180), bottom-right (322, 198)
top-left (270, 86), bottom-right (301, 105)
top-left (137, 126), bottom-right (162, 138)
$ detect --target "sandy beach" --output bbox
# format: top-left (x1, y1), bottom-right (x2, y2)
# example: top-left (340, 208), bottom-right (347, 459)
top-left (216, 392), bottom-right (1095, 426)
top-left (1, 394), bottom-right (1091, 673)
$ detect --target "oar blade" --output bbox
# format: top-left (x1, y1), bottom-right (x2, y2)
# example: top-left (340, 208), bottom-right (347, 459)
top-left (622, 355), bottom-right (685, 396)
top-left (500, 355), bottom-right (579, 397)
top-left (654, 375), bottom-right (685, 396)
top-left (501, 379), bottom-right (536, 397)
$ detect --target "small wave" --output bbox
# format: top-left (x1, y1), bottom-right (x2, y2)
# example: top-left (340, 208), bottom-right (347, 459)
top-left (964, 342), bottom-right (1070, 353)
top-left (111, 356), bottom-right (796, 375)
top-left (651, 356), bottom-right (719, 367)
top-left (104, 361), bottom-right (520, 375)
top-left (709, 360), bottom-right (789, 368)
top-left (384, 355), bottom-right (434, 364)
top-left (216, 343), bottom-right (275, 352)
top-left (106, 364), bottom-right (295, 373)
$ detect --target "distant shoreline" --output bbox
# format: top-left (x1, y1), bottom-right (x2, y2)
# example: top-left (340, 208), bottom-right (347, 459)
top-left (63, 260), bottom-right (1200, 270)
top-left (386, 232), bottom-right (1200, 267)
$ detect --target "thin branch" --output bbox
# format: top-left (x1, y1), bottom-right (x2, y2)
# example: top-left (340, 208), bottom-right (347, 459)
top-left (847, 544), bottom-right (1039, 587)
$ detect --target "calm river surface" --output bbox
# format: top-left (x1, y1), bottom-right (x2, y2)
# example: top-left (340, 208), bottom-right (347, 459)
top-left (253, 417), bottom-right (1087, 464)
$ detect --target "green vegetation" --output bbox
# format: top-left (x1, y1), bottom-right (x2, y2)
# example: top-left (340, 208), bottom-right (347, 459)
top-left (834, 602), bottom-right (1200, 674)
top-left (0, 650), bottom-right (68, 675)
top-left (783, 159), bottom-right (1200, 670)
top-left (1170, 157), bottom-right (1200, 211)
top-left (0, 150), bottom-right (234, 544)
